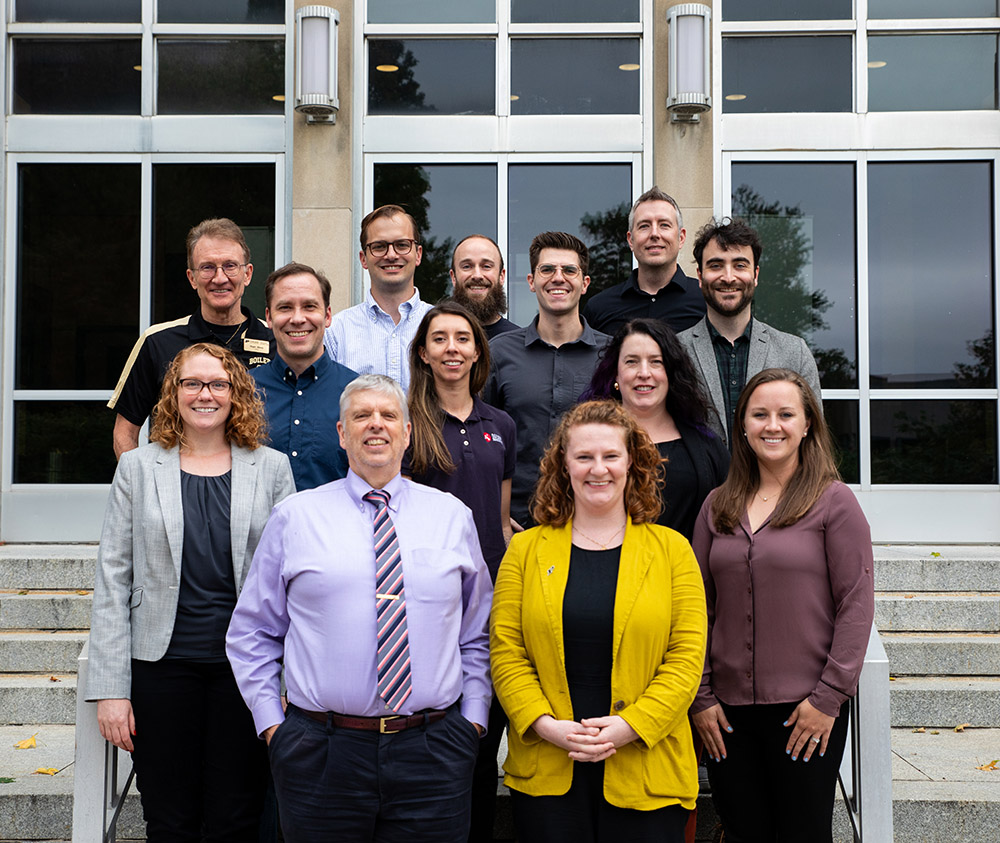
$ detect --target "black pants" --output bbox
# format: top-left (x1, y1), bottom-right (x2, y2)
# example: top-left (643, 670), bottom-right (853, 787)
top-left (468, 694), bottom-right (508, 842)
top-left (269, 703), bottom-right (479, 843)
top-left (129, 658), bottom-right (268, 843)
top-left (510, 760), bottom-right (689, 843)
top-left (707, 701), bottom-right (850, 843)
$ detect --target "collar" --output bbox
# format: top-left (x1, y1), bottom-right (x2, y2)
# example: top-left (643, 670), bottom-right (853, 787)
top-left (524, 315), bottom-right (603, 348)
top-left (627, 265), bottom-right (691, 297)
top-left (707, 317), bottom-right (753, 344)
top-left (346, 468), bottom-right (405, 514)
top-left (363, 287), bottom-right (423, 322)
top-left (271, 351), bottom-right (330, 385)
top-left (444, 396), bottom-right (494, 425)
top-left (189, 305), bottom-right (263, 340)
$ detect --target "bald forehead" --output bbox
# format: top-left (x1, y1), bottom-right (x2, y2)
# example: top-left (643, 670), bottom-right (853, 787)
top-left (453, 236), bottom-right (502, 266)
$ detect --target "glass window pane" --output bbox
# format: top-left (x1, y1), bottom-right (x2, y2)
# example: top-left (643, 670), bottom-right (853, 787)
top-left (722, 37), bottom-right (852, 113)
top-left (731, 162), bottom-right (858, 388)
top-left (871, 400), bottom-right (997, 484)
top-left (825, 400), bottom-right (860, 484)
top-left (868, 162), bottom-right (994, 389)
top-left (722, 0), bottom-right (851, 20)
top-left (153, 164), bottom-right (276, 323)
top-left (511, 0), bottom-right (639, 24)
top-left (12, 39), bottom-right (141, 114)
top-left (508, 164), bottom-right (632, 326)
top-left (368, 40), bottom-right (495, 115)
top-left (16, 0), bottom-right (139, 22)
top-left (158, 0), bottom-right (283, 24)
top-left (511, 39), bottom-right (640, 115)
top-left (14, 403), bottom-right (118, 484)
top-left (17, 164), bottom-right (140, 390)
top-left (157, 40), bottom-right (284, 115)
top-left (369, 0), bottom-right (494, 24)
top-left (868, 35), bottom-right (998, 112)
top-left (373, 164), bottom-right (498, 306)
top-left (870, 0), bottom-right (998, 18)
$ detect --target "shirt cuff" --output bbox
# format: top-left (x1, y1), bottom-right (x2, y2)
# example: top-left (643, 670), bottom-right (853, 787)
top-left (459, 697), bottom-right (490, 733)
top-left (251, 698), bottom-right (287, 739)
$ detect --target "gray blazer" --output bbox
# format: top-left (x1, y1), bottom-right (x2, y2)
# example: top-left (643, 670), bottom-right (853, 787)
top-left (86, 442), bottom-right (295, 701)
top-left (678, 316), bottom-right (823, 446)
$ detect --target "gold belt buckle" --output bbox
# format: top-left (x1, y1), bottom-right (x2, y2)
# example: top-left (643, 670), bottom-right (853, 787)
top-left (379, 716), bottom-right (402, 734)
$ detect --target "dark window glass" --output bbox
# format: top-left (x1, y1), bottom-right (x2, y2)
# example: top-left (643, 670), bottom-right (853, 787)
top-left (722, 0), bottom-right (851, 20)
top-left (511, 39), bottom-right (640, 115)
top-left (869, 0), bottom-right (998, 17)
top-left (12, 39), bottom-right (141, 114)
top-left (511, 0), bottom-right (639, 23)
top-left (157, 40), bottom-right (284, 114)
top-left (16, 164), bottom-right (140, 390)
top-left (16, 0), bottom-right (139, 21)
top-left (868, 35), bottom-right (998, 112)
top-left (368, 40), bottom-right (495, 115)
top-left (14, 403), bottom-right (118, 484)
top-left (732, 162), bottom-right (858, 388)
top-left (825, 400), bottom-right (860, 484)
top-left (373, 164), bottom-right (498, 306)
top-left (153, 164), bottom-right (276, 323)
top-left (722, 37), bottom-right (852, 113)
top-left (868, 162), bottom-right (994, 389)
top-left (871, 400), bottom-right (997, 484)
top-left (158, 0), bottom-right (283, 24)
top-left (368, 0), bottom-right (494, 24)
top-left (508, 164), bottom-right (632, 326)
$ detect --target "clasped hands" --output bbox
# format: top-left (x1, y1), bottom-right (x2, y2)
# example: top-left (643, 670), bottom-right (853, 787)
top-left (531, 713), bottom-right (638, 763)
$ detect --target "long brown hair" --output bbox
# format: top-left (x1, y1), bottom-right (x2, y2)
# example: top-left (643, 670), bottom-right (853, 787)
top-left (532, 401), bottom-right (662, 527)
top-left (711, 368), bottom-right (838, 532)
top-left (149, 343), bottom-right (267, 451)
top-left (407, 302), bottom-right (490, 475)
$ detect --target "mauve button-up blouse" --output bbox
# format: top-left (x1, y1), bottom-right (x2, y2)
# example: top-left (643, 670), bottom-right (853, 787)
top-left (690, 481), bottom-right (875, 718)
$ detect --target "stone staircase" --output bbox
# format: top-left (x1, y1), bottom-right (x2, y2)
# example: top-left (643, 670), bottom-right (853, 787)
top-left (1, 544), bottom-right (998, 842)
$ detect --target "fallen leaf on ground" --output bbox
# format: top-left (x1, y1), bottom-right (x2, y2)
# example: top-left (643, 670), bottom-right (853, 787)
top-left (17, 590), bottom-right (27, 595)
top-left (48, 676), bottom-right (61, 682)
top-left (889, 676), bottom-right (897, 681)
top-left (14, 733), bottom-right (38, 749)
top-left (913, 727), bottom-right (926, 733)
top-left (930, 730), bottom-right (940, 735)
top-left (976, 760), bottom-right (998, 771)
top-left (75, 590), bottom-right (89, 595)
top-left (955, 723), bottom-right (971, 732)
top-left (930, 552), bottom-right (942, 558)
top-left (33, 768), bottom-right (58, 776)
top-left (904, 593), bottom-right (915, 598)
top-left (0, 777), bottom-right (15, 784)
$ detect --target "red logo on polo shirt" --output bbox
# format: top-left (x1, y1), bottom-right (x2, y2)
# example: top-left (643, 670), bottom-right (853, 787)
top-left (483, 431), bottom-right (504, 445)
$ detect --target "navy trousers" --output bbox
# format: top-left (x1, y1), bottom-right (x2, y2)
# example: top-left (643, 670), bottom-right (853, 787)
top-left (468, 694), bottom-right (508, 843)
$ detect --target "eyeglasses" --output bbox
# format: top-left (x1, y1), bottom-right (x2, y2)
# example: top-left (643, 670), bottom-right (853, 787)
top-left (365, 239), bottom-right (419, 257)
top-left (179, 379), bottom-right (232, 395)
top-left (194, 262), bottom-right (247, 280)
top-left (535, 263), bottom-right (582, 279)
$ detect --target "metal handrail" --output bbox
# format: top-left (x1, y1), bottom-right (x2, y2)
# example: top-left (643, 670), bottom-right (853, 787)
top-left (838, 624), bottom-right (894, 842)
top-left (71, 638), bottom-right (135, 843)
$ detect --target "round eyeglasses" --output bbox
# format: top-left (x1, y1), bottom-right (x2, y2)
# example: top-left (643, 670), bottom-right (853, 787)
top-left (365, 239), bottom-right (419, 257)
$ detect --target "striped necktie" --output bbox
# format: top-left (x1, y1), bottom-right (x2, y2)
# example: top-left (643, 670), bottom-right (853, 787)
top-left (363, 489), bottom-right (412, 713)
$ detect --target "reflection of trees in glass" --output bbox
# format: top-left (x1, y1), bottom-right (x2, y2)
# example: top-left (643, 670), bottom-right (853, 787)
top-left (369, 40), bottom-right (428, 113)
top-left (733, 184), bottom-right (855, 388)
top-left (373, 165), bottom-right (453, 305)
top-left (954, 329), bottom-right (995, 388)
top-left (14, 404), bottom-right (118, 484)
top-left (579, 201), bottom-right (632, 307)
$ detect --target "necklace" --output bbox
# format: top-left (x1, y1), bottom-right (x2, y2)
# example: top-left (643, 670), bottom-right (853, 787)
top-left (757, 488), bottom-right (782, 503)
top-left (573, 521), bottom-right (627, 550)
top-left (222, 317), bottom-right (247, 347)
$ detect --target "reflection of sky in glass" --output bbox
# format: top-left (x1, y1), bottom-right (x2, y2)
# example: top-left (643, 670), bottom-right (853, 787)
top-left (868, 35), bottom-right (997, 112)
top-left (508, 164), bottom-right (631, 326)
top-left (868, 162), bottom-right (994, 388)
top-left (512, 0), bottom-right (638, 23)
top-left (732, 162), bottom-right (857, 388)
top-left (16, 0), bottom-right (139, 21)
top-left (723, 37), bottom-right (852, 113)
top-left (722, 0), bottom-right (850, 20)
top-left (159, 0), bottom-right (283, 23)
top-left (369, 0), bottom-right (494, 24)
top-left (869, 0), bottom-right (998, 18)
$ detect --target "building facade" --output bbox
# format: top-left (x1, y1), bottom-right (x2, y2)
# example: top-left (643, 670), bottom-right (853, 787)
top-left (1, 0), bottom-right (997, 541)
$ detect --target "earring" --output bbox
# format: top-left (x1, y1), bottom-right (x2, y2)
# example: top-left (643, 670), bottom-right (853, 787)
top-left (613, 382), bottom-right (620, 391)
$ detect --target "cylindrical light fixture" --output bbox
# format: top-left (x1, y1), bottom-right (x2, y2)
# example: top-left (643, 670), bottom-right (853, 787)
top-left (666, 3), bottom-right (711, 123)
top-left (295, 5), bottom-right (340, 124)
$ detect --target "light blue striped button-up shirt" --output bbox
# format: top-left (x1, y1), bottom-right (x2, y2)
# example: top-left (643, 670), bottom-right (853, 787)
top-left (323, 288), bottom-right (433, 392)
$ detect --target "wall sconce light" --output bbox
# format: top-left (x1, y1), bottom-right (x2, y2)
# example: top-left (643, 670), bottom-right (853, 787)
top-left (295, 5), bottom-right (339, 124)
top-left (666, 3), bottom-right (711, 123)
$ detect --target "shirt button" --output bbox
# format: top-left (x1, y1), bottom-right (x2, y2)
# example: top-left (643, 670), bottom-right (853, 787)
top-left (651, 296), bottom-right (656, 302)
top-left (460, 429), bottom-right (466, 434)
top-left (297, 390), bottom-right (303, 396)
top-left (746, 672), bottom-right (752, 679)
top-left (291, 451), bottom-right (298, 457)
top-left (731, 380), bottom-right (737, 385)
top-left (747, 614), bottom-right (752, 622)
top-left (464, 441), bottom-right (469, 446)
top-left (613, 700), bottom-right (625, 711)
top-left (747, 587), bottom-right (752, 594)
top-left (294, 419), bottom-right (300, 425)
top-left (747, 643), bottom-right (752, 651)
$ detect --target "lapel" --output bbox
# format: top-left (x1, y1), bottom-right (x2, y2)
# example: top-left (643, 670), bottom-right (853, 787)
top-left (536, 524), bottom-right (572, 667)
top-left (153, 445), bottom-right (184, 581)
top-left (230, 444), bottom-right (258, 586)
top-left (691, 319), bottom-right (725, 423)
top-left (611, 520), bottom-right (653, 664)
top-left (747, 317), bottom-right (769, 378)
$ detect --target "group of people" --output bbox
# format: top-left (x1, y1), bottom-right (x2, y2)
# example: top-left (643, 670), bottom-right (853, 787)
top-left (87, 188), bottom-right (875, 843)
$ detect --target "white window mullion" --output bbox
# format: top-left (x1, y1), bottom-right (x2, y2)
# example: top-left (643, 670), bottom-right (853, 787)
top-left (856, 153), bottom-right (872, 490)
top-left (139, 156), bottom-right (153, 330)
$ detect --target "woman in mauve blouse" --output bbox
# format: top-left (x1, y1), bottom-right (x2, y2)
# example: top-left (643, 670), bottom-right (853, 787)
top-left (690, 368), bottom-right (874, 843)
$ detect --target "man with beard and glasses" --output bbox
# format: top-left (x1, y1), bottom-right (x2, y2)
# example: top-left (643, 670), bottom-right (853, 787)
top-left (449, 235), bottom-right (518, 340)
top-left (678, 218), bottom-right (822, 447)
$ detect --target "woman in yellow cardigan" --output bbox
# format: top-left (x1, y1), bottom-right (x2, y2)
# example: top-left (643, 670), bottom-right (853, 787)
top-left (491, 400), bottom-right (707, 842)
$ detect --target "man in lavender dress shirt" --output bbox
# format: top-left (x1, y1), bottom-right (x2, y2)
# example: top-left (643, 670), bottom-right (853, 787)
top-left (227, 374), bottom-right (492, 842)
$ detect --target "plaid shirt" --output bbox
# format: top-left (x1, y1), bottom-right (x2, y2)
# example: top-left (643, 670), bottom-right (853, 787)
top-left (709, 319), bottom-right (753, 441)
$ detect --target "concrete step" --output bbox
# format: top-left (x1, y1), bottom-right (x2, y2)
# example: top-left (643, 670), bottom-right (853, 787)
top-left (884, 632), bottom-right (1000, 676)
top-left (0, 591), bottom-right (92, 631)
top-left (0, 545), bottom-right (97, 590)
top-left (0, 674), bottom-right (77, 725)
top-left (889, 676), bottom-right (1000, 728)
top-left (874, 545), bottom-right (1000, 592)
top-left (0, 631), bottom-right (88, 673)
top-left (875, 592), bottom-right (1000, 632)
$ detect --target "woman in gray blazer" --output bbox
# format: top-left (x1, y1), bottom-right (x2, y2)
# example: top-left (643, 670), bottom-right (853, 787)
top-left (87, 342), bottom-right (294, 843)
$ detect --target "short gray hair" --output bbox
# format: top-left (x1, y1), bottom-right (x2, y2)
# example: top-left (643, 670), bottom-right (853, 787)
top-left (628, 186), bottom-right (684, 232)
top-left (339, 374), bottom-right (409, 425)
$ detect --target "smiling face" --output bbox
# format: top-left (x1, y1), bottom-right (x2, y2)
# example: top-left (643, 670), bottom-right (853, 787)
top-left (186, 236), bottom-right (252, 324)
top-left (627, 199), bottom-right (686, 272)
top-left (266, 272), bottom-right (332, 371)
top-left (743, 380), bottom-right (810, 472)
top-left (616, 332), bottom-right (669, 416)
top-left (564, 423), bottom-right (631, 517)
top-left (450, 237), bottom-right (506, 321)
top-left (528, 247), bottom-right (591, 317)
top-left (337, 388), bottom-right (411, 487)
top-left (359, 214), bottom-right (422, 297)
top-left (418, 312), bottom-right (480, 389)
top-left (177, 352), bottom-right (232, 437)
top-left (697, 239), bottom-right (759, 318)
